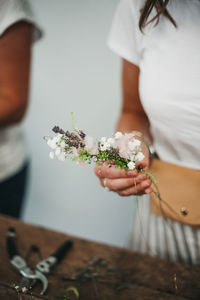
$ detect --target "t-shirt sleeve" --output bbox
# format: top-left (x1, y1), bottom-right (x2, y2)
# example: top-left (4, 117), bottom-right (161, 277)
top-left (0, 0), bottom-right (42, 41)
top-left (108, 0), bottom-right (141, 66)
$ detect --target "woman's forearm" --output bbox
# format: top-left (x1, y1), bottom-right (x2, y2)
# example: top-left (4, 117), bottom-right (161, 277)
top-left (118, 60), bottom-right (153, 143)
top-left (0, 21), bottom-right (32, 127)
top-left (0, 95), bottom-right (28, 126)
top-left (116, 111), bottom-right (153, 143)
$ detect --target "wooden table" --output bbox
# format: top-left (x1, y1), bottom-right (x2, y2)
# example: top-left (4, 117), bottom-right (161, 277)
top-left (0, 215), bottom-right (200, 300)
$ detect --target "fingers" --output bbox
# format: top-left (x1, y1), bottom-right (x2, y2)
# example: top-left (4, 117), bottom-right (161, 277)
top-left (94, 158), bottom-right (152, 196)
top-left (136, 142), bottom-right (150, 169)
top-left (99, 174), bottom-right (147, 191)
top-left (95, 165), bottom-right (152, 196)
top-left (136, 158), bottom-right (148, 169)
top-left (94, 164), bottom-right (138, 179)
top-left (144, 187), bottom-right (152, 194)
top-left (117, 179), bottom-right (152, 196)
top-left (136, 153), bottom-right (149, 169)
top-left (98, 174), bottom-right (152, 196)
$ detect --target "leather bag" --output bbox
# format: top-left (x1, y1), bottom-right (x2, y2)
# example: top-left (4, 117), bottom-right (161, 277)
top-left (149, 159), bottom-right (200, 227)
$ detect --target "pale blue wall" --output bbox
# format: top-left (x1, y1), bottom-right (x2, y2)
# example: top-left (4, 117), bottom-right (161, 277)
top-left (23, 0), bottom-right (135, 247)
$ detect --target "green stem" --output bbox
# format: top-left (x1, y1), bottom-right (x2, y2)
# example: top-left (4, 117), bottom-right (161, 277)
top-left (143, 170), bottom-right (182, 221)
top-left (70, 112), bottom-right (76, 131)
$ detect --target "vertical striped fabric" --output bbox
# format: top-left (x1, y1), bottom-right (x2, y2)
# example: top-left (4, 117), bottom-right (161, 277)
top-left (128, 195), bottom-right (200, 265)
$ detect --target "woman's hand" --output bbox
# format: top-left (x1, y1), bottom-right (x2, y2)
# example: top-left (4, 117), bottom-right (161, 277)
top-left (94, 140), bottom-right (152, 196)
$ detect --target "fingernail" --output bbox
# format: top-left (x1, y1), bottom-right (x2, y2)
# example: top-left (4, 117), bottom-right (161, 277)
top-left (145, 188), bottom-right (152, 194)
top-left (97, 170), bottom-right (102, 176)
top-left (141, 180), bottom-right (150, 188)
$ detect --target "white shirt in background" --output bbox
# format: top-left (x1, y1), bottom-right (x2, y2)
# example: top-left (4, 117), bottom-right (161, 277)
top-left (108, 0), bottom-right (200, 170)
top-left (0, 0), bottom-right (40, 182)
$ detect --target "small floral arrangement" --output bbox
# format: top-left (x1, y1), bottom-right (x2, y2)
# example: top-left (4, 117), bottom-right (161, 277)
top-left (45, 125), bottom-right (145, 171)
top-left (45, 115), bottom-right (182, 226)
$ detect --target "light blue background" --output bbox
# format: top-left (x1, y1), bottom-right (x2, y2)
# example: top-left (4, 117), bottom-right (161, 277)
top-left (23, 0), bottom-right (135, 247)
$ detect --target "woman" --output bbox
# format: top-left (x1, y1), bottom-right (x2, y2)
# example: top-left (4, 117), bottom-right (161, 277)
top-left (95, 0), bottom-right (200, 264)
top-left (0, 0), bottom-right (40, 218)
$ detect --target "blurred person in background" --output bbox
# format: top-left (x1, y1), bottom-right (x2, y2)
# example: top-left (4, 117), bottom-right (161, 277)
top-left (0, 0), bottom-right (40, 218)
top-left (95, 0), bottom-right (200, 264)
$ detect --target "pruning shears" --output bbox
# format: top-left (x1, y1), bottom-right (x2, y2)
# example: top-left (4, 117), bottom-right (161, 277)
top-left (6, 227), bottom-right (73, 295)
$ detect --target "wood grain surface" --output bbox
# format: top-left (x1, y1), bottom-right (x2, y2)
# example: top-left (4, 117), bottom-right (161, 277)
top-left (0, 215), bottom-right (199, 300)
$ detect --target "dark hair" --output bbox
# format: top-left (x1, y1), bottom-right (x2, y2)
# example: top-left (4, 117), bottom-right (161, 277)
top-left (139, 0), bottom-right (176, 31)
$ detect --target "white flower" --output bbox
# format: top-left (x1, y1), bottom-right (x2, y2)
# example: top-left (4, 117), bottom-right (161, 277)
top-left (100, 137), bottom-right (107, 143)
top-left (60, 140), bottom-right (66, 148)
top-left (49, 151), bottom-right (55, 159)
top-left (128, 139), bottom-right (141, 151)
top-left (129, 154), bottom-right (136, 161)
top-left (54, 135), bottom-right (61, 143)
top-left (100, 142), bottom-right (110, 151)
top-left (114, 132), bottom-right (123, 139)
top-left (135, 152), bottom-right (145, 162)
top-left (58, 153), bottom-right (66, 161)
top-left (107, 137), bottom-right (115, 147)
top-left (48, 136), bottom-right (60, 149)
top-left (47, 138), bottom-right (52, 147)
top-left (134, 139), bottom-right (141, 147)
top-left (55, 148), bottom-right (61, 157)
top-left (47, 139), bottom-right (56, 150)
top-left (127, 161), bottom-right (136, 170)
top-left (128, 141), bottom-right (135, 151)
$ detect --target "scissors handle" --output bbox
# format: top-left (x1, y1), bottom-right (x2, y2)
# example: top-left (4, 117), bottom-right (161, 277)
top-left (51, 240), bottom-right (73, 263)
top-left (7, 227), bottom-right (19, 258)
top-left (37, 240), bottom-right (73, 274)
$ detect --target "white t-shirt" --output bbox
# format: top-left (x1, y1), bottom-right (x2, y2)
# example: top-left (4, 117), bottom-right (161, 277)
top-left (0, 0), bottom-right (40, 182)
top-left (108, 0), bottom-right (200, 170)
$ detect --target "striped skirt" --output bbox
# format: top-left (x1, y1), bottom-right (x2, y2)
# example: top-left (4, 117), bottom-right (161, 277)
top-left (128, 195), bottom-right (200, 265)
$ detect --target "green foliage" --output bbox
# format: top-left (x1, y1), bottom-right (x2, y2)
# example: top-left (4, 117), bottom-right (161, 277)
top-left (70, 112), bottom-right (76, 131)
